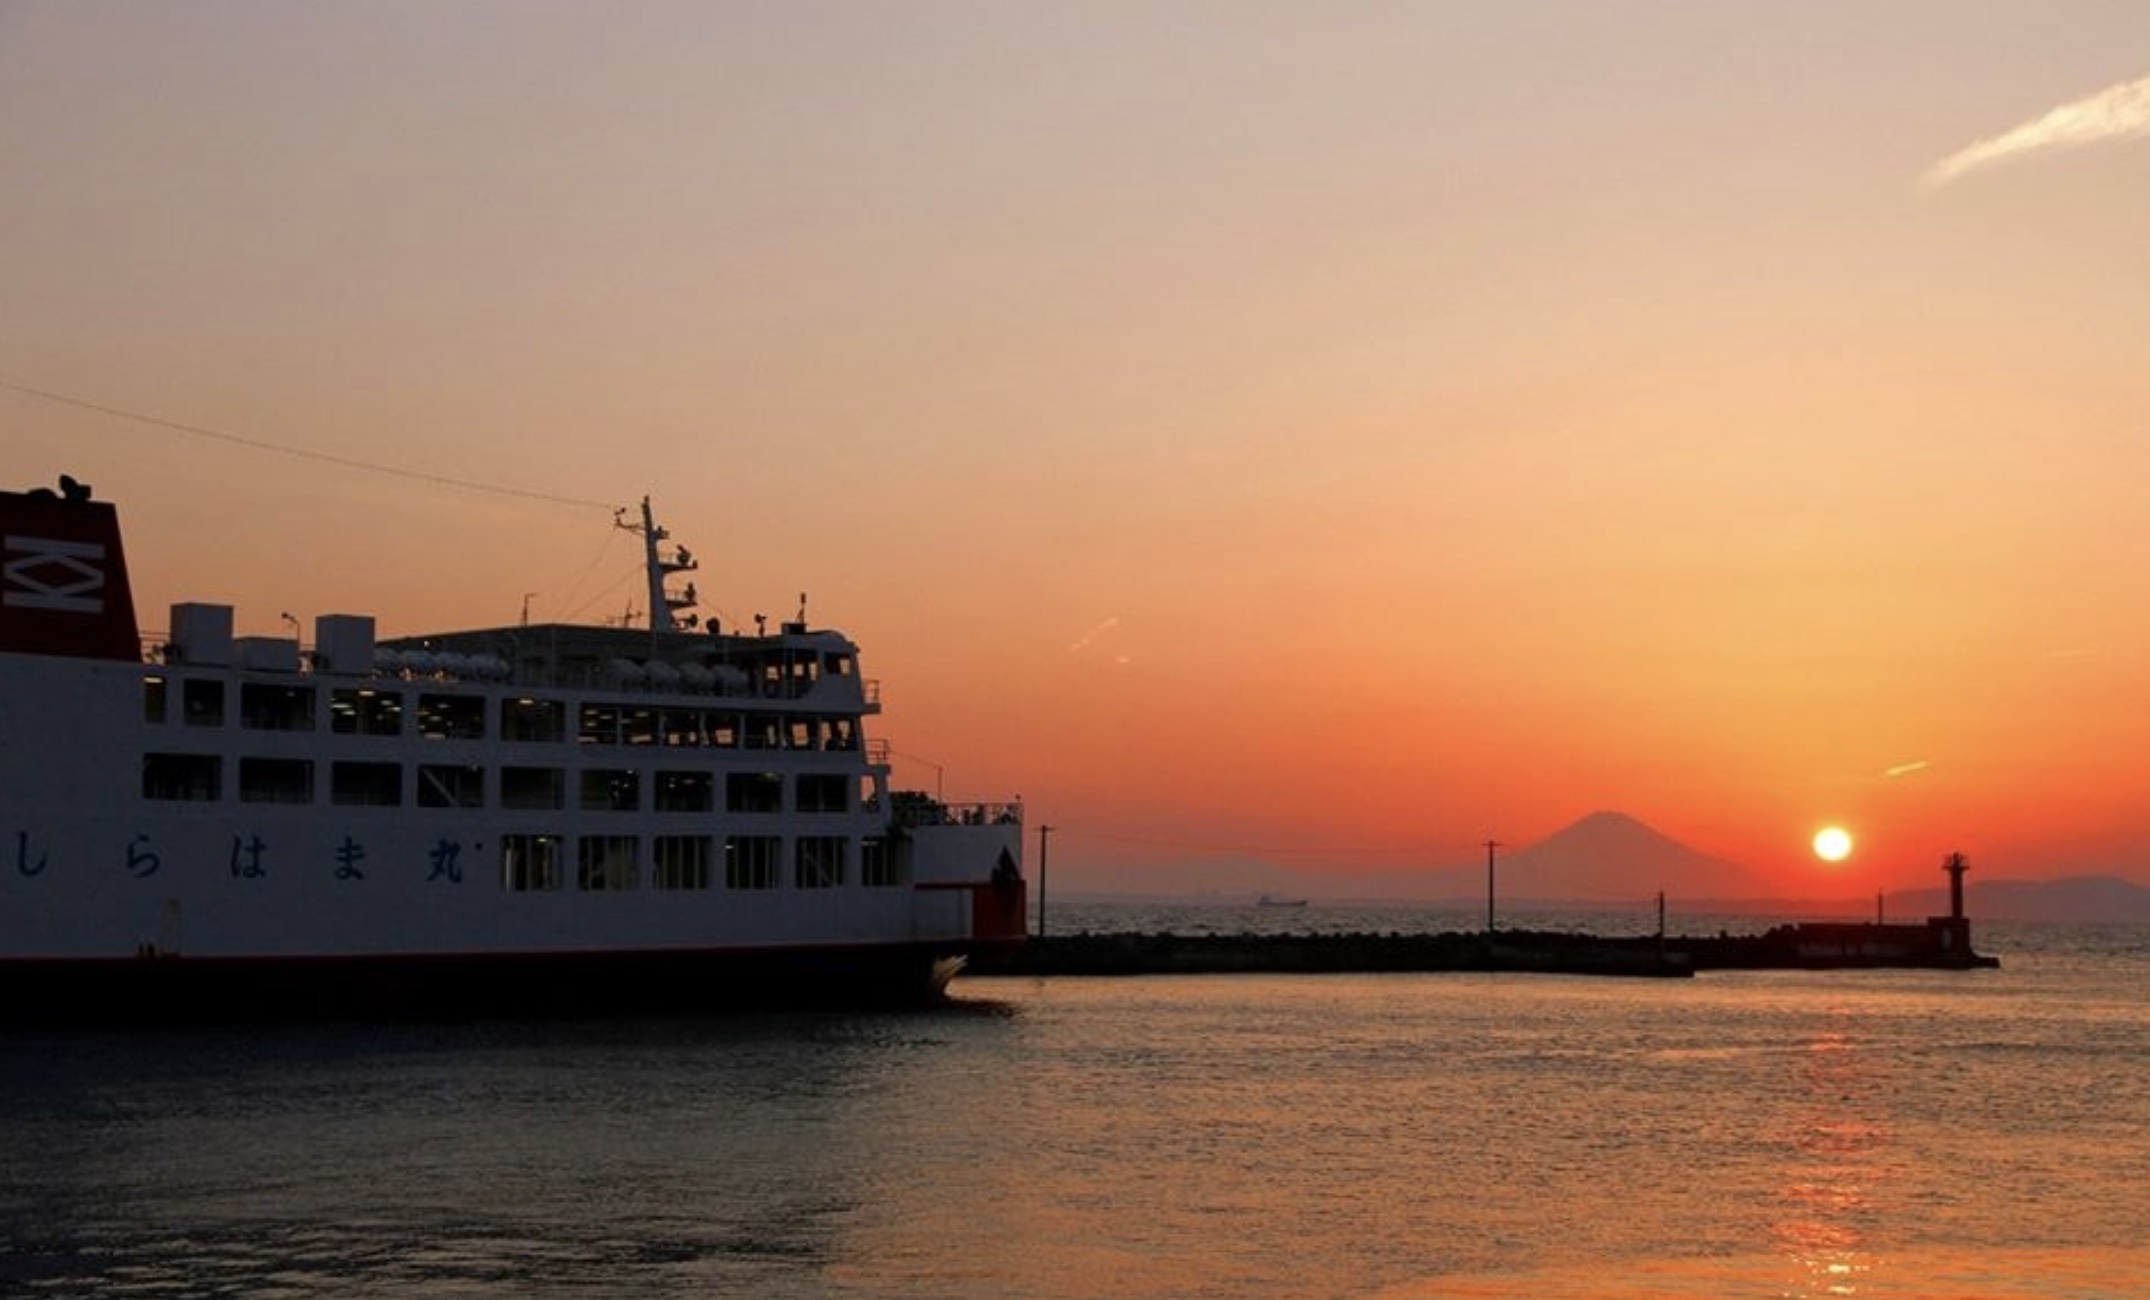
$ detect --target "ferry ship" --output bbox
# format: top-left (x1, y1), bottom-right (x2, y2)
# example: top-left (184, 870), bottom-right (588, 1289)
top-left (0, 476), bottom-right (1026, 1022)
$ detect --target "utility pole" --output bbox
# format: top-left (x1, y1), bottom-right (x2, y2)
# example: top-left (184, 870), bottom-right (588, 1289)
top-left (1484, 839), bottom-right (1501, 933)
top-left (1037, 824), bottom-right (1054, 937)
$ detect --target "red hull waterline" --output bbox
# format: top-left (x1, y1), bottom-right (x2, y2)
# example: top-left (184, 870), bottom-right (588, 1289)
top-left (0, 940), bottom-right (1020, 1026)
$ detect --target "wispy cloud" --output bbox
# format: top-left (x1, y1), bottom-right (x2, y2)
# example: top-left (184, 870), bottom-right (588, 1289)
top-left (1066, 616), bottom-right (1120, 654)
top-left (1883, 760), bottom-right (1930, 778)
top-left (1924, 74), bottom-right (2150, 189)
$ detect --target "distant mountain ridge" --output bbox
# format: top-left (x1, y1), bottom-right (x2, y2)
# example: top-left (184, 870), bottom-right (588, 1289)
top-left (1878, 875), bottom-right (2150, 924)
top-left (1053, 810), bottom-right (2150, 920)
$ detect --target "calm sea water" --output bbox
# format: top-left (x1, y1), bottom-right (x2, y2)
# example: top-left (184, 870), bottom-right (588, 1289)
top-left (3, 907), bottom-right (2145, 1299)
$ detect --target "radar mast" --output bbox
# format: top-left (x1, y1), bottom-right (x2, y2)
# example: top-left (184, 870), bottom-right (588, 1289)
top-left (615, 497), bottom-right (700, 634)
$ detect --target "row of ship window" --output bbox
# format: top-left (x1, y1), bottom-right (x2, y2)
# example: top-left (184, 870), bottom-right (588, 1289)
top-left (142, 754), bottom-right (859, 813)
top-left (497, 832), bottom-right (901, 892)
top-left (143, 676), bottom-right (862, 749)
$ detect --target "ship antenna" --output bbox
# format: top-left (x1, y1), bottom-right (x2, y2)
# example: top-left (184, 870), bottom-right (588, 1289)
top-left (615, 496), bottom-right (701, 635)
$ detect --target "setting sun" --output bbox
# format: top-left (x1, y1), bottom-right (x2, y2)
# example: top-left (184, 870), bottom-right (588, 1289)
top-left (1813, 826), bottom-right (1854, 863)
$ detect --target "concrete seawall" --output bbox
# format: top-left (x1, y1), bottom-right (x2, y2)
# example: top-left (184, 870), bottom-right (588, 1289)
top-left (970, 921), bottom-right (1999, 980)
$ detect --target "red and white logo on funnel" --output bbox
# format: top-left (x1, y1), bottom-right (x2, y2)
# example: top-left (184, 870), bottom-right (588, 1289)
top-left (4, 534), bottom-right (107, 614)
top-left (0, 479), bottom-right (139, 660)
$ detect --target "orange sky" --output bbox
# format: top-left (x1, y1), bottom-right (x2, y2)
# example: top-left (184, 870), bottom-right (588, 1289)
top-left (5, 3), bottom-right (2148, 895)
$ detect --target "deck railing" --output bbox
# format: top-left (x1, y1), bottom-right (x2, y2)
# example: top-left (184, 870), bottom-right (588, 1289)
top-left (891, 799), bottom-right (1023, 829)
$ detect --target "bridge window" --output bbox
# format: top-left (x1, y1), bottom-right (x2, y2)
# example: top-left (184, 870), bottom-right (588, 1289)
top-left (796, 773), bottom-right (848, 813)
top-left (661, 708), bottom-right (706, 746)
top-left (652, 835), bottom-right (713, 890)
top-left (861, 836), bottom-right (903, 887)
top-left (579, 703), bottom-right (621, 745)
top-left (577, 836), bottom-right (639, 891)
top-left (330, 688), bottom-right (403, 736)
top-left (725, 835), bottom-right (781, 890)
top-left (655, 771), bottom-right (714, 812)
top-left (241, 683), bottom-right (315, 731)
top-left (726, 772), bottom-right (782, 813)
top-left (239, 757), bottom-right (313, 804)
top-left (580, 768), bottom-right (640, 812)
top-left (501, 697), bottom-right (565, 742)
top-left (143, 752), bottom-right (219, 801)
top-left (501, 766), bottom-right (565, 810)
top-left (417, 693), bottom-right (485, 740)
top-left (182, 678), bottom-right (224, 727)
top-left (417, 763), bottom-right (484, 808)
top-left (794, 836), bottom-right (845, 889)
top-left (743, 714), bottom-right (781, 750)
top-left (501, 834), bottom-right (561, 891)
top-left (331, 761), bottom-right (401, 806)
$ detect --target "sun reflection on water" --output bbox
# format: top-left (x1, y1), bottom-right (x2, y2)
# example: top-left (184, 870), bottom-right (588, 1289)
top-left (1370, 1247), bottom-right (2150, 1300)
top-left (1771, 1026), bottom-right (1887, 1297)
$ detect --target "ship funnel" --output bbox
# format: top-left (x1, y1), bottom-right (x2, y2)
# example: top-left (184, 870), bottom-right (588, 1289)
top-left (0, 478), bottom-right (141, 661)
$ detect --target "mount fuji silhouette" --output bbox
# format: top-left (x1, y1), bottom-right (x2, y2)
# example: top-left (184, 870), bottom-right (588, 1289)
top-left (1498, 810), bottom-right (1764, 902)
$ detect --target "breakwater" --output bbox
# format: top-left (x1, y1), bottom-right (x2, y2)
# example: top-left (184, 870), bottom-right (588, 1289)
top-left (971, 919), bottom-right (1999, 980)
